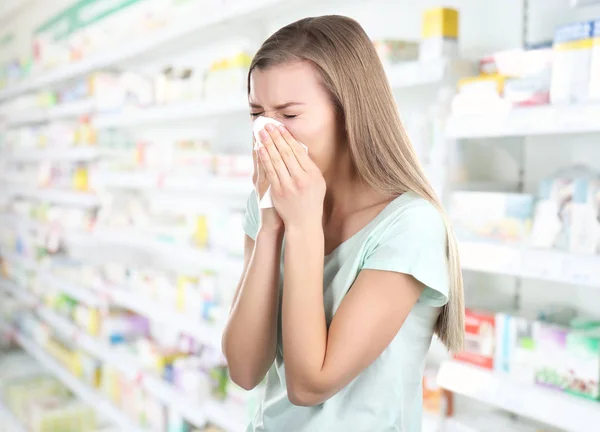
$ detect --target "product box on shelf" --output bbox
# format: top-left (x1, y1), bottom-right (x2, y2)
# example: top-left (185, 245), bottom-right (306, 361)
top-left (530, 168), bottom-right (600, 254)
top-left (420, 7), bottom-right (459, 61)
top-left (479, 47), bottom-right (553, 106)
top-left (495, 311), bottom-right (538, 385)
top-left (566, 328), bottom-right (600, 400)
top-left (203, 52), bottom-right (252, 101)
top-left (590, 19), bottom-right (600, 99)
top-left (373, 40), bottom-right (419, 66)
top-left (550, 20), bottom-right (594, 104)
top-left (449, 192), bottom-right (534, 243)
top-left (454, 308), bottom-right (497, 369)
top-left (534, 322), bottom-right (570, 392)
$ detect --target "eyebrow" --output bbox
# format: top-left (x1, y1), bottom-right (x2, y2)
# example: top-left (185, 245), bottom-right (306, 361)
top-left (249, 102), bottom-right (305, 110)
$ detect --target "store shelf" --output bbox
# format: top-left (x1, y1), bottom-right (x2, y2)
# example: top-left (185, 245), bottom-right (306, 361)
top-left (7, 187), bottom-right (101, 208)
top-left (35, 307), bottom-right (212, 428)
top-left (0, 278), bottom-right (37, 305)
top-left (13, 331), bottom-right (146, 432)
top-left (38, 272), bottom-right (105, 307)
top-left (0, 0), bottom-right (326, 102)
top-left (386, 58), bottom-right (473, 89)
top-left (446, 104), bottom-right (600, 138)
top-left (34, 270), bottom-right (222, 348)
top-left (67, 228), bottom-right (243, 275)
top-left (93, 172), bottom-right (251, 195)
top-left (5, 99), bottom-right (94, 126)
top-left (437, 361), bottom-right (600, 432)
top-left (0, 401), bottom-right (25, 432)
top-left (107, 288), bottom-right (223, 348)
top-left (93, 99), bottom-right (248, 128)
top-left (205, 400), bottom-right (247, 432)
top-left (2, 147), bottom-right (100, 163)
top-left (0, 251), bottom-right (38, 272)
top-left (460, 241), bottom-right (600, 288)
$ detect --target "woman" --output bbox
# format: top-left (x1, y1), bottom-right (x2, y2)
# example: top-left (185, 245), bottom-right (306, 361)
top-left (222, 15), bottom-right (464, 432)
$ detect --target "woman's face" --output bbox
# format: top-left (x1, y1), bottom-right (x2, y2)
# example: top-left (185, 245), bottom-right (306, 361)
top-left (249, 61), bottom-right (343, 174)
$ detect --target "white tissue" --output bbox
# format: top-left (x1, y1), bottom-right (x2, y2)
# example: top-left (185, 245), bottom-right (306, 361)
top-left (252, 116), bottom-right (308, 209)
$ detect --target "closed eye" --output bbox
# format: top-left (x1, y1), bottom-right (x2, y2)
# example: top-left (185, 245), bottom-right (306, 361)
top-left (250, 112), bottom-right (264, 118)
top-left (283, 114), bottom-right (298, 119)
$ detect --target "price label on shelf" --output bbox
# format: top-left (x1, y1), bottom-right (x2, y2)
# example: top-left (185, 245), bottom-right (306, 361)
top-left (521, 249), bottom-right (564, 281)
top-left (561, 255), bottom-right (600, 287)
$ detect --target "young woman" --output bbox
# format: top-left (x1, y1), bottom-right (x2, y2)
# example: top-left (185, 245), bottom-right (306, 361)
top-left (222, 15), bottom-right (464, 432)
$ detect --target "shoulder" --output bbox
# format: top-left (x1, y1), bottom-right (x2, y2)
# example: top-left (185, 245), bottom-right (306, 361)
top-left (374, 192), bottom-right (446, 242)
top-left (362, 192), bottom-right (449, 306)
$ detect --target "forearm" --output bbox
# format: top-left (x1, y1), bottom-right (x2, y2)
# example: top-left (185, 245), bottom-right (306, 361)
top-left (282, 224), bottom-right (328, 396)
top-left (222, 229), bottom-right (283, 389)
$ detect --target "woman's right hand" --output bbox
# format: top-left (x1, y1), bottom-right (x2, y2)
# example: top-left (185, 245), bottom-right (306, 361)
top-left (253, 141), bottom-right (283, 233)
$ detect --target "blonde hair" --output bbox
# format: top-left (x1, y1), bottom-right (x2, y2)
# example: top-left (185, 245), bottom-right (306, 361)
top-left (248, 15), bottom-right (464, 352)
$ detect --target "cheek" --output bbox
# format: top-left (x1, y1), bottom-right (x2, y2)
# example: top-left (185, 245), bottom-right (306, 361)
top-left (284, 117), bottom-right (336, 151)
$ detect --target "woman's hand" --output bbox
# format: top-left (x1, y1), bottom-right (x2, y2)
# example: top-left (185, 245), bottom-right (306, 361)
top-left (253, 139), bottom-right (283, 234)
top-left (257, 124), bottom-right (326, 231)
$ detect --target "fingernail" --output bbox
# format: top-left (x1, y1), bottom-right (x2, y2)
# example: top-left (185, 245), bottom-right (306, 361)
top-left (265, 123), bottom-right (276, 131)
top-left (259, 130), bottom-right (269, 139)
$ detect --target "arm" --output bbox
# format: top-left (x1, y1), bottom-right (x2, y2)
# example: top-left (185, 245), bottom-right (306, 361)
top-left (283, 228), bottom-right (423, 406)
top-left (222, 229), bottom-right (283, 390)
top-left (222, 145), bottom-right (284, 390)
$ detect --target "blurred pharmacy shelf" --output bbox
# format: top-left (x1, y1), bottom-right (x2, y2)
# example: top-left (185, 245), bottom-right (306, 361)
top-left (2, 274), bottom-right (242, 431)
top-left (446, 104), bottom-right (600, 138)
top-left (66, 228), bottom-right (244, 275)
top-left (34, 270), bottom-right (223, 348)
top-left (5, 99), bottom-right (94, 126)
top-left (89, 58), bottom-right (473, 129)
top-left (0, 0), bottom-right (350, 102)
top-left (459, 241), bottom-right (600, 288)
top-left (437, 361), bottom-right (600, 432)
top-left (2, 147), bottom-right (100, 163)
top-left (0, 279), bottom-right (37, 305)
top-left (5, 187), bottom-right (101, 208)
top-left (38, 272), bottom-right (106, 308)
top-left (0, 251), bottom-right (38, 272)
top-left (106, 288), bottom-right (223, 348)
top-left (386, 58), bottom-right (473, 89)
top-left (33, 306), bottom-right (225, 429)
top-left (10, 330), bottom-right (146, 432)
top-left (93, 99), bottom-right (249, 128)
top-left (93, 172), bottom-right (252, 196)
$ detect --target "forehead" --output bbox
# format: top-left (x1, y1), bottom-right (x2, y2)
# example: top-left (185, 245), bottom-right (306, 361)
top-left (249, 61), bottom-right (325, 105)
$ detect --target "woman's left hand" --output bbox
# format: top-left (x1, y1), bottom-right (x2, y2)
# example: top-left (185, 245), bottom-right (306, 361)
top-left (258, 123), bottom-right (326, 231)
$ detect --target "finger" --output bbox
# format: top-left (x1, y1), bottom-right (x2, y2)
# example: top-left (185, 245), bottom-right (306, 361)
top-left (258, 146), bottom-right (279, 187)
top-left (259, 129), bottom-right (291, 183)
top-left (276, 125), bottom-right (311, 171)
top-left (265, 124), bottom-right (305, 177)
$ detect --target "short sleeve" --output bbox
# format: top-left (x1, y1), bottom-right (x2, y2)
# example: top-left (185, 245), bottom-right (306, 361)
top-left (362, 201), bottom-right (449, 307)
top-left (243, 189), bottom-right (260, 240)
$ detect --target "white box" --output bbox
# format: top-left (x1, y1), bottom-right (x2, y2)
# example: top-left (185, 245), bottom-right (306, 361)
top-left (550, 21), bottom-right (594, 104)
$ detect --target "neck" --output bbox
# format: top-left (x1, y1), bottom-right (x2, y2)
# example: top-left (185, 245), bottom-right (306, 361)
top-left (321, 150), bottom-right (375, 223)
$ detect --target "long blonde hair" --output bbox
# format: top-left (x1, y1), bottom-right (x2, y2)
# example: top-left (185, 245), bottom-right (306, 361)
top-left (248, 15), bottom-right (464, 352)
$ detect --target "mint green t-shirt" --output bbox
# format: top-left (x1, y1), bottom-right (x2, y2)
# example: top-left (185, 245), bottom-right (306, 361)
top-left (242, 190), bottom-right (449, 432)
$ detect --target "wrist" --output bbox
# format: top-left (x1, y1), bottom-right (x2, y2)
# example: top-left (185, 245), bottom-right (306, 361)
top-left (284, 220), bottom-right (323, 239)
top-left (257, 226), bottom-right (284, 242)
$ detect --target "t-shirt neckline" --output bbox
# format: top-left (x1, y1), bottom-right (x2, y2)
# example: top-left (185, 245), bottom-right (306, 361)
top-left (324, 192), bottom-right (414, 259)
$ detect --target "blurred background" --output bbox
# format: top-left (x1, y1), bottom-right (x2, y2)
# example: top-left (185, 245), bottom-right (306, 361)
top-left (1, 0), bottom-right (600, 431)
